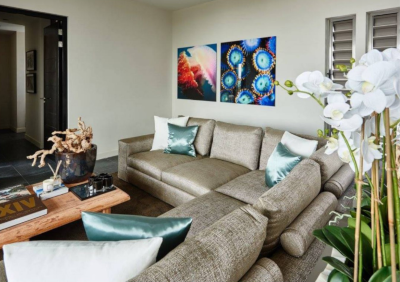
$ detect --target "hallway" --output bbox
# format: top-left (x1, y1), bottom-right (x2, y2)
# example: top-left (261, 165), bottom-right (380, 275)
top-left (0, 130), bottom-right (118, 189)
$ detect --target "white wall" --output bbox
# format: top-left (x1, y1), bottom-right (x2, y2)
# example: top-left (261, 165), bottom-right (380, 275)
top-left (25, 18), bottom-right (49, 147)
top-left (0, 32), bottom-right (12, 129)
top-left (0, 0), bottom-right (172, 158)
top-left (172, 0), bottom-right (400, 136)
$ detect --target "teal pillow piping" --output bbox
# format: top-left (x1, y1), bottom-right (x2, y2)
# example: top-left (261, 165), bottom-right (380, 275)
top-left (82, 212), bottom-right (192, 261)
top-left (164, 123), bottom-right (199, 157)
top-left (265, 142), bottom-right (302, 187)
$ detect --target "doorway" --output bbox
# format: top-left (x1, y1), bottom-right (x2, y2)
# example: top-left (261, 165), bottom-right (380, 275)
top-left (0, 6), bottom-right (68, 188)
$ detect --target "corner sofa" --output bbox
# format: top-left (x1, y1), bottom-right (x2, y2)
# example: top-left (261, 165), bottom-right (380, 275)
top-left (118, 117), bottom-right (355, 282)
top-left (0, 118), bottom-right (354, 282)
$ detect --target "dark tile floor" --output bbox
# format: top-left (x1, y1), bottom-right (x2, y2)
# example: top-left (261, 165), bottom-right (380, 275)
top-left (0, 129), bottom-right (118, 189)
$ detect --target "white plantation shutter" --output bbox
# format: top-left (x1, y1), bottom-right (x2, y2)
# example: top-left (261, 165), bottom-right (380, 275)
top-left (368, 9), bottom-right (400, 51)
top-left (326, 17), bottom-right (356, 90)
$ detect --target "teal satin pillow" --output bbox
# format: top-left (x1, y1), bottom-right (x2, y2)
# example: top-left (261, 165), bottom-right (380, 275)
top-left (265, 142), bottom-right (302, 187)
top-left (164, 123), bottom-right (199, 157)
top-left (82, 212), bottom-right (192, 260)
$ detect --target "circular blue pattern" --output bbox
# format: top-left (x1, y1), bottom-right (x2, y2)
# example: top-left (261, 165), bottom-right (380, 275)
top-left (252, 74), bottom-right (273, 95)
top-left (253, 48), bottom-right (274, 72)
top-left (220, 90), bottom-right (233, 103)
top-left (236, 89), bottom-right (254, 104)
top-left (221, 70), bottom-right (238, 90)
top-left (258, 93), bottom-right (275, 106)
top-left (241, 38), bottom-right (261, 53)
top-left (227, 45), bottom-right (245, 68)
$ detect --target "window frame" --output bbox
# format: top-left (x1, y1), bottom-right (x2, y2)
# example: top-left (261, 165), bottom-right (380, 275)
top-left (366, 8), bottom-right (400, 51)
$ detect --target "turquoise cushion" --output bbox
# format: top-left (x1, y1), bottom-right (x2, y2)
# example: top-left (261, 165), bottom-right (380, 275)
top-left (82, 212), bottom-right (192, 260)
top-left (265, 142), bottom-right (302, 187)
top-left (164, 123), bottom-right (199, 157)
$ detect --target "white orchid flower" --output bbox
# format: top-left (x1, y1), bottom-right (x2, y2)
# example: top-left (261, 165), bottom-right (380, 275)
top-left (321, 114), bottom-right (363, 132)
top-left (362, 136), bottom-right (382, 163)
top-left (295, 71), bottom-right (342, 99)
top-left (325, 137), bottom-right (339, 155)
top-left (350, 149), bottom-right (372, 174)
top-left (327, 93), bottom-right (348, 104)
top-left (336, 134), bottom-right (354, 163)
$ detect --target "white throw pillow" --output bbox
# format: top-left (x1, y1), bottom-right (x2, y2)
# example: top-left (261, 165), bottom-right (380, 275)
top-left (151, 116), bottom-right (189, 151)
top-left (281, 131), bottom-right (318, 158)
top-left (3, 238), bottom-right (162, 282)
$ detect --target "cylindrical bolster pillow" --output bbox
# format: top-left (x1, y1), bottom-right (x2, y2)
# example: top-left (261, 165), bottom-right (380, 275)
top-left (239, 258), bottom-right (283, 282)
top-left (324, 164), bottom-right (355, 198)
top-left (280, 192), bottom-right (338, 257)
top-left (310, 147), bottom-right (344, 184)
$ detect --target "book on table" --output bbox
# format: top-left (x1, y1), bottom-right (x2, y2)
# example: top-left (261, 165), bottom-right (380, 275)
top-left (33, 183), bottom-right (68, 200)
top-left (0, 185), bottom-right (47, 231)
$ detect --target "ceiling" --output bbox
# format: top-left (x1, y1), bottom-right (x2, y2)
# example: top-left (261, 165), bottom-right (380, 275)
top-left (135, 0), bottom-right (217, 11)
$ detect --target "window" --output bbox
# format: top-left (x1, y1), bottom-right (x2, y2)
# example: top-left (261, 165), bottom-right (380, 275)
top-left (325, 16), bottom-right (356, 89)
top-left (367, 8), bottom-right (400, 51)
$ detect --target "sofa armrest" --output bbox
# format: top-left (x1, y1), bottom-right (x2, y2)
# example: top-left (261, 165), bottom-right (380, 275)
top-left (118, 134), bottom-right (154, 181)
top-left (0, 261), bottom-right (7, 282)
top-left (239, 258), bottom-right (283, 282)
top-left (310, 146), bottom-right (343, 185)
top-left (324, 164), bottom-right (354, 198)
top-left (254, 159), bottom-right (321, 254)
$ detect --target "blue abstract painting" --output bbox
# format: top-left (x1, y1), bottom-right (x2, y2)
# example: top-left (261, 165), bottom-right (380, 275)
top-left (177, 44), bottom-right (217, 102)
top-left (220, 36), bottom-right (276, 106)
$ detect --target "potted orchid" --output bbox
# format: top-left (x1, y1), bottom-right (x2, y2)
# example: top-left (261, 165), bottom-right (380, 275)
top-left (276, 47), bottom-right (400, 282)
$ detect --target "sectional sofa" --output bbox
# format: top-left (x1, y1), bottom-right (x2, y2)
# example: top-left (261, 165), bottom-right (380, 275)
top-left (117, 117), bottom-right (355, 282)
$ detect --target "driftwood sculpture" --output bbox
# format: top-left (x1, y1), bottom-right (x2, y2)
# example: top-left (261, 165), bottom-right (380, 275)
top-left (27, 117), bottom-right (93, 168)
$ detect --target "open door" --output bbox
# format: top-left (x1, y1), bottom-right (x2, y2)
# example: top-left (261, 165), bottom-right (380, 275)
top-left (43, 21), bottom-right (61, 150)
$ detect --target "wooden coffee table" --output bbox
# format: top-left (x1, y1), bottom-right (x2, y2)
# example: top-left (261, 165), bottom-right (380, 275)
top-left (0, 181), bottom-right (130, 249)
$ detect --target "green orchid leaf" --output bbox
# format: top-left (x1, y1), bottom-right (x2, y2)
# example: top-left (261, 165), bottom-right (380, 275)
top-left (368, 266), bottom-right (391, 282)
top-left (323, 226), bottom-right (354, 263)
top-left (350, 211), bottom-right (371, 224)
top-left (323, 257), bottom-right (353, 280)
top-left (348, 217), bottom-right (372, 245)
top-left (341, 227), bottom-right (373, 276)
top-left (361, 196), bottom-right (371, 207)
top-left (328, 269), bottom-right (351, 282)
top-left (383, 243), bottom-right (399, 265)
top-left (382, 271), bottom-right (400, 282)
top-left (314, 229), bottom-right (332, 246)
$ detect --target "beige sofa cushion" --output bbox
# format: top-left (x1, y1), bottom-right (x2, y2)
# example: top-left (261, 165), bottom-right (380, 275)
top-left (210, 122), bottom-right (263, 170)
top-left (162, 158), bottom-right (249, 197)
top-left (187, 117), bottom-right (216, 156)
top-left (280, 192), bottom-right (338, 257)
top-left (216, 170), bottom-right (268, 205)
top-left (239, 258), bottom-right (283, 282)
top-left (310, 146), bottom-right (344, 185)
top-left (129, 205), bottom-right (268, 282)
top-left (127, 150), bottom-right (202, 180)
top-left (160, 191), bottom-right (245, 237)
top-left (259, 127), bottom-right (326, 169)
top-left (324, 164), bottom-right (354, 198)
top-left (253, 159), bottom-right (321, 254)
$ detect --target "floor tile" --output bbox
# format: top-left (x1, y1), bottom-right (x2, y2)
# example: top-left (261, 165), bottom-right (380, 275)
top-left (0, 166), bottom-right (28, 189)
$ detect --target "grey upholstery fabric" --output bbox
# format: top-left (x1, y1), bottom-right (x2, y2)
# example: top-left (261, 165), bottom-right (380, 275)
top-left (160, 191), bottom-right (245, 237)
top-left (127, 150), bottom-right (202, 180)
top-left (280, 192), bottom-right (338, 257)
top-left (310, 146), bottom-right (344, 185)
top-left (210, 122), bottom-right (263, 170)
top-left (324, 164), bottom-right (355, 198)
top-left (162, 158), bottom-right (250, 197)
top-left (129, 206), bottom-right (268, 282)
top-left (127, 167), bottom-right (195, 207)
top-left (258, 127), bottom-right (326, 169)
top-left (216, 170), bottom-right (268, 205)
top-left (0, 261), bottom-right (6, 282)
top-left (118, 134), bottom-right (154, 181)
top-left (270, 238), bottom-right (327, 282)
top-left (253, 159), bottom-right (321, 254)
top-left (239, 258), bottom-right (283, 282)
top-left (187, 117), bottom-right (216, 156)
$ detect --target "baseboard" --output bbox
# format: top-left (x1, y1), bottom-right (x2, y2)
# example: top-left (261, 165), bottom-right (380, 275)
top-left (25, 134), bottom-right (42, 148)
top-left (97, 149), bottom-right (118, 160)
top-left (11, 127), bottom-right (26, 133)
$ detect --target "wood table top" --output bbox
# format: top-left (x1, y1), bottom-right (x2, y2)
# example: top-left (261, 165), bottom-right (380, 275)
top-left (0, 180), bottom-right (130, 249)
